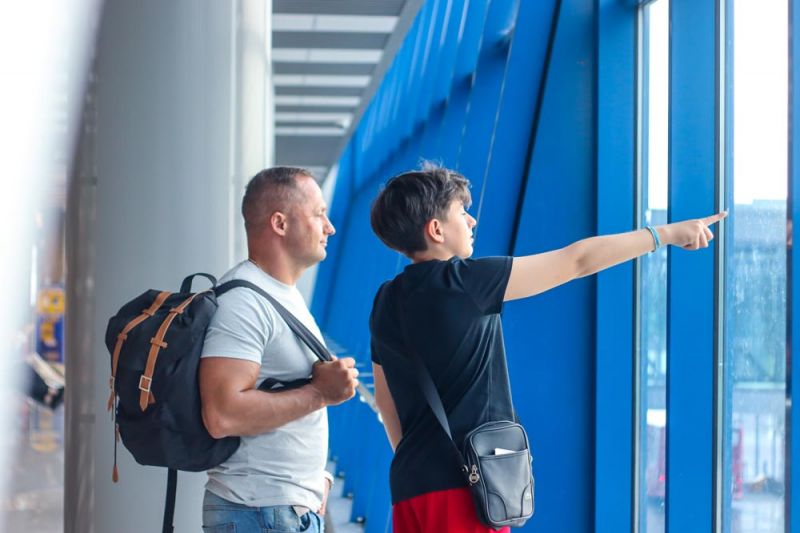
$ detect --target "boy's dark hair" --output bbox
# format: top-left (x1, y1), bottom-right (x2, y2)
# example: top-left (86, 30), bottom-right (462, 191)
top-left (241, 166), bottom-right (315, 233)
top-left (370, 164), bottom-right (472, 256)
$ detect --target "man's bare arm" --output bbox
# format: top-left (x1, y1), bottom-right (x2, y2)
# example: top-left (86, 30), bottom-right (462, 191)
top-left (373, 363), bottom-right (403, 451)
top-left (200, 355), bottom-right (358, 439)
top-left (504, 212), bottom-right (727, 302)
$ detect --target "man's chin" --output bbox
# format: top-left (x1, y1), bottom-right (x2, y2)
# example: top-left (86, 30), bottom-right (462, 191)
top-left (297, 251), bottom-right (327, 270)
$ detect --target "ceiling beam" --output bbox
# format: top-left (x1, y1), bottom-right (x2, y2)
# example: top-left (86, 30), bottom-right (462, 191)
top-left (273, 0), bottom-right (405, 16)
top-left (276, 121), bottom-right (348, 129)
top-left (276, 105), bottom-right (357, 113)
top-left (273, 31), bottom-right (388, 49)
top-left (275, 86), bottom-right (364, 97)
top-left (273, 62), bottom-right (376, 76)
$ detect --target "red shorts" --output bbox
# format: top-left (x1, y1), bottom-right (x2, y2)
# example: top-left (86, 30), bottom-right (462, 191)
top-left (392, 487), bottom-right (510, 533)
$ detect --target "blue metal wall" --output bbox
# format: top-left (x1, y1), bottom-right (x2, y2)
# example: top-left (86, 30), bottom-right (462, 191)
top-left (310, 0), bottom-right (800, 532)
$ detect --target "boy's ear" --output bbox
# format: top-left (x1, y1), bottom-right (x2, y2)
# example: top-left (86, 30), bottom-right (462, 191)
top-left (424, 218), bottom-right (445, 244)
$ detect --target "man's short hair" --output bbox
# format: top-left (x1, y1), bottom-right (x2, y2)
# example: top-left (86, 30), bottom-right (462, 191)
top-left (242, 166), bottom-right (315, 233)
top-left (370, 163), bottom-right (472, 256)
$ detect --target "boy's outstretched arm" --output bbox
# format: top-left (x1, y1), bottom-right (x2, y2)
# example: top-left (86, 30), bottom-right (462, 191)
top-left (504, 211), bottom-right (727, 302)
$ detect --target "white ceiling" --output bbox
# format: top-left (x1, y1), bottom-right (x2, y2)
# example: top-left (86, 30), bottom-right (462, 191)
top-left (272, 0), bottom-right (422, 180)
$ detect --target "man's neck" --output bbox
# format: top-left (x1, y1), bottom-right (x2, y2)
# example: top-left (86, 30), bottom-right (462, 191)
top-left (247, 255), bottom-right (301, 286)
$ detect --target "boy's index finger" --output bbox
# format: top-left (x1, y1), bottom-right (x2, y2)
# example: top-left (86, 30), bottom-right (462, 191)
top-left (702, 211), bottom-right (728, 226)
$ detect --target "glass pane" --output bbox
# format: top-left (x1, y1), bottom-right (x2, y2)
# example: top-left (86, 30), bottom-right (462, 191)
top-left (723, 1), bottom-right (788, 532)
top-left (638, 1), bottom-right (669, 532)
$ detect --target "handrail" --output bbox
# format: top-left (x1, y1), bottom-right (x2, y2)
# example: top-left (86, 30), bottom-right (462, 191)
top-left (324, 335), bottom-right (379, 415)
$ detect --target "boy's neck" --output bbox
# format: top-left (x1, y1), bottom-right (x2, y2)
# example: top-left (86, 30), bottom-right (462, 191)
top-left (411, 248), bottom-right (456, 263)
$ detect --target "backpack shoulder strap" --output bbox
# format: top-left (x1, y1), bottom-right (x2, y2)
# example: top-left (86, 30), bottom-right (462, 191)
top-left (215, 279), bottom-right (332, 364)
top-left (162, 469), bottom-right (177, 533)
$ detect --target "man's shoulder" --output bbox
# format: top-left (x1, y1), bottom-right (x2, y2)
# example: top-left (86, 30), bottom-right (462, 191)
top-left (214, 266), bottom-right (280, 324)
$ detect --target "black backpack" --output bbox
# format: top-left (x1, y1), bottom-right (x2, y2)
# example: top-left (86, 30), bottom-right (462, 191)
top-left (105, 273), bottom-right (332, 533)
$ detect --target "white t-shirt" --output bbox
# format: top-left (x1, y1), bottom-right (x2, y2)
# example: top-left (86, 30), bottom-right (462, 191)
top-left (201, 260), bottom-right (328, 509)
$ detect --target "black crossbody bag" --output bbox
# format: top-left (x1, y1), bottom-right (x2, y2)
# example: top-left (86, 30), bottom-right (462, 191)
top-left (393, 285), bottom-right (534, 529)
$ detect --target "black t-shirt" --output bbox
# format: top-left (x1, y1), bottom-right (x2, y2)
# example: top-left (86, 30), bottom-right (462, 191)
top-left (369, 256), bottom-right (514, 504)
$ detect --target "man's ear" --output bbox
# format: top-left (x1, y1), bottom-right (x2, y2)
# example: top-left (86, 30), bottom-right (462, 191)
top-left (424, 218), bottom-right (445, 244)
top-left (270, 211), bottom-right (289, 236)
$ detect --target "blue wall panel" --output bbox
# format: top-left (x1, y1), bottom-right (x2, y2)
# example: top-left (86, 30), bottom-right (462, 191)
top-left (792, 1), bottom-right (800, 530)
top-left (595, 1), bottom-right (636, 532)
top-left (472, 0), bottom-right (559, 257)
top-left (434, 1), bottom-right (491, 166)
top-left (504, 0), bottom-right (596, 531)
top-left (666, 0), bottom-right (718, 531)
top-left (456, 1), bottom-right (518, 204)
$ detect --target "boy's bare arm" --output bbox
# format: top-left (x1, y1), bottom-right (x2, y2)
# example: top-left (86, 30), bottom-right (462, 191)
top-left (373, 363), bottom-right (403, 451)
top-left (504, 212), bottom-right (727, 302)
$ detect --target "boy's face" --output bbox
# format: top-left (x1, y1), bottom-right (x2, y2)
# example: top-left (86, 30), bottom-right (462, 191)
top-left (439, 199), bottom-right (477, 258)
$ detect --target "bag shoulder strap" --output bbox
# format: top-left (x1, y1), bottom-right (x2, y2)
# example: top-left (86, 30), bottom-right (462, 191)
top-left (215, 279), bottom-right (332, 364)
top-left (391, 282), bottom-right (465, 465)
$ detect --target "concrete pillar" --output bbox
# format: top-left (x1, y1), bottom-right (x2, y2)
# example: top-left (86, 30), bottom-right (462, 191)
top-left (64, 1), bottom-right (273, 531)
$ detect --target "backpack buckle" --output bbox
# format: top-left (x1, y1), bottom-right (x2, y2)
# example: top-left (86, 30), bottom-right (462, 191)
top-left (138, 375), bottom-right (152, 393)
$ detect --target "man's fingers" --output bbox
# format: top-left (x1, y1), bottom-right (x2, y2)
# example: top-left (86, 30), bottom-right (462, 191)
top-left (702, 211), bottom-right (728, 226)
top-left (699, 232), bottom-right (709, 249)
top-left (704, 227), bottom-right (714, 241)
top-left (339, 356), bottom-right (356, 368)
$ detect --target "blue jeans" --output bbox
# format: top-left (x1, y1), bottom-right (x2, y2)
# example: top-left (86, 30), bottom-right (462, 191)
top-left (202, 491), bottom-right (324, 533)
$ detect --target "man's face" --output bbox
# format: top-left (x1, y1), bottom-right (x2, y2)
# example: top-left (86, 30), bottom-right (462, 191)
top-left (439, 198), bottom-right (477, 259)
top-left (284, 175), bottom-right (336, 267)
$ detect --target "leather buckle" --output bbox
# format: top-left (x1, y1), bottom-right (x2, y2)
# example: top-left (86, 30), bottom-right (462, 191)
top-left (139, 375), bottom-right (152, 393)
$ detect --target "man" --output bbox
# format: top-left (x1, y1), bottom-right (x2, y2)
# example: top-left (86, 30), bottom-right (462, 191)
top-left (368, 164), bottom-right (726, 533)
top-left (199, 167), bottom-right (358, 533)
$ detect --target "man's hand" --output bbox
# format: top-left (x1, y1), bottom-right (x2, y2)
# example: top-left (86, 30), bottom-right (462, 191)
top-left (317, 477), bottom-right (332, 516)
top-left (659, 211), bottom-right (728, 250)
top-left (309, 355), bottom-right (358, 406)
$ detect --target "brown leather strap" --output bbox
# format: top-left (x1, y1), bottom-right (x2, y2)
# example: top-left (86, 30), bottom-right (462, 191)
top-left (138, 293), bottom-right (201, 411)
top-left (107, 291), bottom-right (171, 411)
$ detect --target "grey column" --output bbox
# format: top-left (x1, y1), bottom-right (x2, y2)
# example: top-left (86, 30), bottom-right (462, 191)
top-left (64, 1), bottom-right (272, 531)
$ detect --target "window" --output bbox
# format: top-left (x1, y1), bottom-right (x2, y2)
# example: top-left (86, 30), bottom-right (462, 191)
top-left (636, 1), bottom-right (669, 531)
top-left (722, 1), bottom-right (788, 531)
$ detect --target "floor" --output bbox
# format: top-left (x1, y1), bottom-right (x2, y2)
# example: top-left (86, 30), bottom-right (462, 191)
top-left (0, 400), bottom-right (364, 533)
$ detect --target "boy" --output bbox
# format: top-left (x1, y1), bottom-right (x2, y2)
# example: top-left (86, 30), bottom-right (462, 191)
top-left (368, 165), bottom-right (725, 533)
